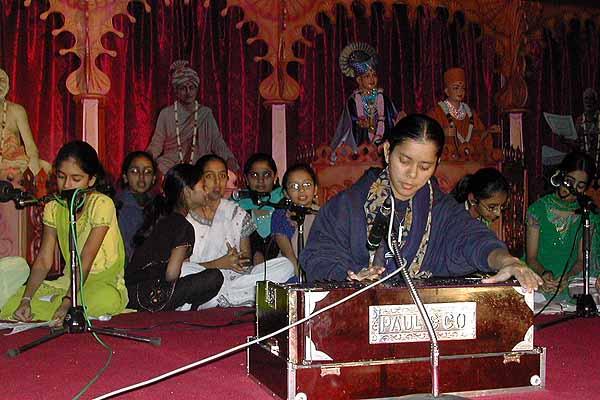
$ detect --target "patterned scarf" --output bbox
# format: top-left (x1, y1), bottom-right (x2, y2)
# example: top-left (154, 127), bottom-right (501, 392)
top-left (364, 168), bottom-right (433, 277)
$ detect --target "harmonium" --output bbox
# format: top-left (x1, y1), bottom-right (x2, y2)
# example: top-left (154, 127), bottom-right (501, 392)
top-left (247, 278), bottom-right (546, 400)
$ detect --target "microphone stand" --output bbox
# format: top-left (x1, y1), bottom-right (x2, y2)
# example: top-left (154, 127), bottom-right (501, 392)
top-left (389, 229), bottom-right (464, 399)
top-left (537, 188), bottom-right (598, 330)
top-left (290, 210), bottom-right (307, 283)
top-left (260, 199), bottom-right (317, 283)
top-left (7, 189), bottom-right (160, 358)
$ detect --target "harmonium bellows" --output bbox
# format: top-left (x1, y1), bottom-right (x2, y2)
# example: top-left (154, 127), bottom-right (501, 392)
top-left (247, 279), bottom-right (546, 400)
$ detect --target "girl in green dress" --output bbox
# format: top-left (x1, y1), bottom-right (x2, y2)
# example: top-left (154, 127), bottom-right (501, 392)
top-left (0, 141), bottom-right (128, 325)
top-left (525, 151), bottom-right (596, 293)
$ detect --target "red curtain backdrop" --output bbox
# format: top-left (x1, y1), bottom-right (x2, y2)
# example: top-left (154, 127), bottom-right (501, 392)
top-left (525, 20), bottom-right (600, 199)
top-left (292, 4), bottom-right (500, 152)
top-left (1, 0), bottom-right (269, 179)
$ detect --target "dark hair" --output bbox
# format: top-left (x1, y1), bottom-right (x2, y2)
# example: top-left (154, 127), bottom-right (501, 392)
top-left (54, 140), bottom-right (112, 194)
top-left (195, 154), bottom-right (227, 174)
top-left (282, 163), bottom-right (318, 191)
top-left (243, 153), bottom-right (278, 176)
top-left (383, 113), bottom-right (445, 157)
top-left (120, 151), bottom-right (157, 189)
top-left (133, 164), bottom-right (201, 247)
top-left (557, 151), bottom-right (596, 188)
top-left (451, 168), bottom-right (510, 203)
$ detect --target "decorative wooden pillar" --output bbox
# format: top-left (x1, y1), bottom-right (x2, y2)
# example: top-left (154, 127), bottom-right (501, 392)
top-left (271, 104), bottom-right (288, 175)
top-left (75, 95), bottom-right (107, 158)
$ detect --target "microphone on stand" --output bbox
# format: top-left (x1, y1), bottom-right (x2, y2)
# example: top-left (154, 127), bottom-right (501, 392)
top-left (231, 189), bottom-right (271, 205)
top-left (550, 171), bottom-right (598, 212)
top-left (265, 198), bottom-right (319, 215)
top-left (0, 180), bottom-right (53, 209)
top-left (550, 170), bottom-right (570, 189)
top-left (366, 196), bottom-right (392, 251)
top-left (59, 183), bottom-right (113, 203)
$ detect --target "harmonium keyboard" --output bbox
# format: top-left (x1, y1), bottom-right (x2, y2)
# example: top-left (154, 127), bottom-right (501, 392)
top-left (247, 278), bottom-right (546, 400)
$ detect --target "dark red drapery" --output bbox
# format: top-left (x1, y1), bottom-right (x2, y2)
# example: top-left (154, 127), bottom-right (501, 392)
top-left (1, 0), bottom-right (269, 178)
top-left (0, 0), bottom-right (78, 167)
top-left (525, 20), bottom-right (600, 199)
top-left (292, 4), bottom-right (500, 153)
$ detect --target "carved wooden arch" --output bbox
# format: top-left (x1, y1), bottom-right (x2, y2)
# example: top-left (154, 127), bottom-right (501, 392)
top-left (21, 0), bottom-right (600, 106)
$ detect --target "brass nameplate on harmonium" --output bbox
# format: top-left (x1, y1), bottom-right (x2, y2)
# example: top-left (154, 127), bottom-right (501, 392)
top-left (369, 302), bottom-right (477, 344)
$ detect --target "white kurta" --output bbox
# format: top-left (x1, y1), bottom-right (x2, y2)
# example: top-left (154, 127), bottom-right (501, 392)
top-left (181, 199), bottom-right (294, 309)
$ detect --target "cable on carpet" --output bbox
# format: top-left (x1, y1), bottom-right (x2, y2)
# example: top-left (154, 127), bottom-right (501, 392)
top-left (93, 266), bottom-right (405, 399)
top-left (107, 318), bottom-right (253, 332)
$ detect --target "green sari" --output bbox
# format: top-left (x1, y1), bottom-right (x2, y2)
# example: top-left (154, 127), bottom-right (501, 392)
top-left (526, 193), bottom-right (584, 277)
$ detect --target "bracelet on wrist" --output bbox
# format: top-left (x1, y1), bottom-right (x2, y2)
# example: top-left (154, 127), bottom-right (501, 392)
top-left (541, 270), bottom-right (553, 278)
top-left (21, 296), bottom-right (32, 303)
top-left (62, 295), bottom-right (72, 302)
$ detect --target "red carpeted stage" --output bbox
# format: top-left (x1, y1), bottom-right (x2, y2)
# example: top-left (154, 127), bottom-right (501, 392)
top-left (0, 309), bottom-right (598, 400)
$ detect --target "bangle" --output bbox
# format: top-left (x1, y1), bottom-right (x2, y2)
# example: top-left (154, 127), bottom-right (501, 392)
top-left (62, 295), bottom-right (72, 302)
top-left (21, 296), bottom-right (32, 303)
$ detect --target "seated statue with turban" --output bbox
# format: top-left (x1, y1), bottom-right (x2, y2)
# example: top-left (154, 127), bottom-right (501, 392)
top-left (428, 67), bottom-right (501, 156)
top-left (147, 60), bottom-right (240, 175)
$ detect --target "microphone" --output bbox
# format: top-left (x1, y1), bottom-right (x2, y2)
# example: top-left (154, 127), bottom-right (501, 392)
top-left (367, 196), bottom-right (392, 251)
top-left (550, 170), bottom-right (567, 188)
top-left (59, 183), bottom-right (113, 201)
top-left (0, 180), bottom-right (54, 209)
top-left (0, 180), bottom-right (24, 203)
top-left (231, 189), bottom-right (253, 201)
top-left (231, 189), bottom-right (271, 205)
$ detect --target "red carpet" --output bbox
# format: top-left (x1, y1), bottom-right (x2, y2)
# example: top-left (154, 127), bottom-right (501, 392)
top-left (1, 310), bottom-right (599, 399)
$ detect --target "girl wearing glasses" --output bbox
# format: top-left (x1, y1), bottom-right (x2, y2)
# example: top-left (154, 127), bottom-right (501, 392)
top-left (451, 168), bottom-right (509, 228)
top-left (115, 151), bottom-right (157, 260)
top-left (238, 153), bottom-right (285, 265)
top-left (272, 164), bottom-right (320, 275)
top-left (182, 155), bottom-right (294, 308)
top-left (526, 151), bottom-right (597, 293)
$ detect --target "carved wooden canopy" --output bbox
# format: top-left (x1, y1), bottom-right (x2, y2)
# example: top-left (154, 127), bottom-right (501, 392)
top-left (22, 0), bottom-right (600, 109)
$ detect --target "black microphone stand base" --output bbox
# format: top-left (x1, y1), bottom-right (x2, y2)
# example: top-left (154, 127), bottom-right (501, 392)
top-left (574, 293), bottom-right (598, 317)
top-left (396, 394), bottom-right (467, 399)
top-left (6, 306), bottom-right (160, 358)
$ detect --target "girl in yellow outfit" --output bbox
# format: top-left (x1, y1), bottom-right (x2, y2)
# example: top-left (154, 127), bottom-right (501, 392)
top-left (0, 141), bottom-right (127, 325)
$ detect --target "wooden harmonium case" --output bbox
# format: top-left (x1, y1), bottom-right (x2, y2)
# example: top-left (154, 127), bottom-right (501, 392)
top-left (248, 279), bottom-right (545, 399)
top-left (255, 278), bottom-right (535, 364)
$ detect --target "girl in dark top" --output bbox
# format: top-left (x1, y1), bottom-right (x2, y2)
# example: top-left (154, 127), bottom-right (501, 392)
top-left (451, 168), bottom-right (509, 228)
top-left (271, 163), bottom-right (319, 274)
top-left (126, 164), bottom-right (223, 312)
top-left (115, 151), bottom-right (157, 260)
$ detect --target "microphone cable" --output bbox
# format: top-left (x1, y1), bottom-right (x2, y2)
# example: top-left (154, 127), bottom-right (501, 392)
top-left (93, 259), bottom-right (406, 399)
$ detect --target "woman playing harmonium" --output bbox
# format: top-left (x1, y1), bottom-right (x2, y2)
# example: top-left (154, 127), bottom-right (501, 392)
top-left (300, 114), bottom-right (541, 291)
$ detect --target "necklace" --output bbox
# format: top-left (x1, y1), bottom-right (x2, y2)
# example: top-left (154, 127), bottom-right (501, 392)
top-left (0, 100), bottom-right (6, 131)
top-left (0, 100), bottom-right (6, 160)
top-left (439, 100), bottom-right (474, 144)
top-left (174, 100), bottom-right (199, 164)
top-left (444, 100), bottom-right (466, 120)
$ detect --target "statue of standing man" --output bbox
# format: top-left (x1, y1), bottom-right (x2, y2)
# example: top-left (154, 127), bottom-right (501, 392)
top-left (147, 60), bottom-right (240, 174)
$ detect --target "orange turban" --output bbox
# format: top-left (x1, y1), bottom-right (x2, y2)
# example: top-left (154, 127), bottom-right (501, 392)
top-left (444, 68), bottom-right (465, 87)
